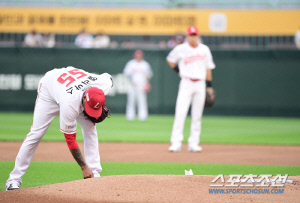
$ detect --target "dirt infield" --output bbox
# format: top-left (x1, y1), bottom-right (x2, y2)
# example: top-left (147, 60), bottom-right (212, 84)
top-left (1, 142), bottom-right (300, 165)
top-left (1, 142), bottom-right (300, 202)
top-left (1, 175), bottom-right (299, 203)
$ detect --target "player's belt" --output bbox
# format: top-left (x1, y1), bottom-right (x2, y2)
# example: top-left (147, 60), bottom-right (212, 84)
top-left (190, 78), bottom-right (200, 82)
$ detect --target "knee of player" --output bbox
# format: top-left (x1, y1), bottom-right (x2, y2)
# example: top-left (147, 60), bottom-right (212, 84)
top-left (24, 134), bottom-right (43, 143)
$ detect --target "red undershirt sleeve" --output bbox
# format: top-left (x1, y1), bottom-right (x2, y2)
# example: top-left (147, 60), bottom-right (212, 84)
top-left (64, 133), bottom-right (79, 150)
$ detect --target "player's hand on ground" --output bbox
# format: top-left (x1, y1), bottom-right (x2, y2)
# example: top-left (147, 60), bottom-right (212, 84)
top-left (81, 165), bottom-right (94, 179)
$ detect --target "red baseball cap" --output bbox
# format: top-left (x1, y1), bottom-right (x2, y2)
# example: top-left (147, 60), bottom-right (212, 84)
top-left (84, 87), bottom-right (105, 118)
top-left (187, 26), bottom-right (199, 35)
top-left (134, 50), bottom-right (144, 57)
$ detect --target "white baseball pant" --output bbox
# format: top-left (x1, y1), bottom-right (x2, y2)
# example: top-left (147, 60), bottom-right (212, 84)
top-left (126, 84), bottom-right (148, 121)
top-left (7, 78), bottom-right (102, 186)
top-left (171, 78), bottom-right (206, 147)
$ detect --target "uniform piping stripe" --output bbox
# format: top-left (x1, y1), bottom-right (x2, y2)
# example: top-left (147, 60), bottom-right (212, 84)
top-left (60, 128), bottom-right (77, 133)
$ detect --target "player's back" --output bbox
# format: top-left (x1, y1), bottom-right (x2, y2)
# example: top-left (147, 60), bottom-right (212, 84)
top-left (43, 66), bottom-right (112, 104)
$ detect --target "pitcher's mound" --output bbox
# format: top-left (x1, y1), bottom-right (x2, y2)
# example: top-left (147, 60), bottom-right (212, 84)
top-left (1, 175), bottom-right (299, 203)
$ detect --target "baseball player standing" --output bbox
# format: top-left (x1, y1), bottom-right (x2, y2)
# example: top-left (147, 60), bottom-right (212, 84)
top-left (166, 26), bottom-right (215, 152)
top-left (6, 66), bottom-right (113, 190)
top-left (123, 50), bottom-right (153, 121)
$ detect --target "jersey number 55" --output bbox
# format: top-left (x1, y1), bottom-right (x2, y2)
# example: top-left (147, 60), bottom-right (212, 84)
top-left (57, 69), bottom-right (87, 87)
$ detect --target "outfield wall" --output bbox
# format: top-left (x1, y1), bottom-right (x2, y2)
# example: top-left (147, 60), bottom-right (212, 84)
top-left (0, 48), bottom-right (300, 117)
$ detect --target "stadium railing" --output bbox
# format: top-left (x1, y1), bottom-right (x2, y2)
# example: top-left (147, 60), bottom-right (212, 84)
top-left (0, 32), bottom-right (296, 50)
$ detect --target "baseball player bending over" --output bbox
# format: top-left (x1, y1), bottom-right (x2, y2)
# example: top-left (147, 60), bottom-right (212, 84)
top-left (6, 66), bottom-right (113, 191)
top-left (166, 26), bottom-right (216, 152)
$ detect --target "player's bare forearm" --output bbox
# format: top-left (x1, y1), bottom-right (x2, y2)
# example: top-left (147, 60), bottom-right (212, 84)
top-left (206, 70), bottom-right (212, 81)
top-left (206, 70), bottom-right (214, 95)
top-left (70, 147), bottom-right (94, 179)
top-left (167, 60), bottom-right (177, 68)
top-left (167, 60), bottom-right (180, 75)
top-left (70, 147), bottom-right (86, 167)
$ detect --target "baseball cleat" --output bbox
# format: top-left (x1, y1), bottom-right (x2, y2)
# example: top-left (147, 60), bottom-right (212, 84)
top-left (6, 183), bottom-right (20, 191)
top-left (168, 144), bottom-right (181, 152)
top-left (188, 145), bottom-right (202, 152)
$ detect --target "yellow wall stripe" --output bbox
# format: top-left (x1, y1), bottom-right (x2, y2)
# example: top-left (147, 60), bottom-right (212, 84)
top-left (0, 8), bottom-right (299, 35)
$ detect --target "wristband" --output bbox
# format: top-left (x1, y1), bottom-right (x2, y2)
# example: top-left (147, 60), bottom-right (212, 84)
top-left (64, 133), bottom-right (79, 150)
top-left (173, 65), bottom-right (179, 73)
top-left (206, 81), bottom-right (212, 87)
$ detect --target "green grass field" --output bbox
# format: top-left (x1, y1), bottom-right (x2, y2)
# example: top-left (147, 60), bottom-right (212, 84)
top-left (1, 161), bottom-right (300, 191)
top-left (1, 113), bottom-right (300, 191)
top-left (0, 113), bottom-right (299, 145)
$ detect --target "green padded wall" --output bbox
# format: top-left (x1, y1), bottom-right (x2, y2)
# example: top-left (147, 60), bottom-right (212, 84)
top-left (0, 48), bottom-right (299, 117)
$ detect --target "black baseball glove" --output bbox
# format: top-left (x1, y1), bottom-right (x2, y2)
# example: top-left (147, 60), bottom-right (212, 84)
top-left (83, 104), bottom-right (111, 123)
top-left (205, 88), bottom-right (215, 109)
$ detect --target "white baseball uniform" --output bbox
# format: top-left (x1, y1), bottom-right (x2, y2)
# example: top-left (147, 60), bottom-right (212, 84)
top-left (167, 42), bottom-right (215, 147)
top-left (6, 66), bottom-right (113, 187)
top-left (123, 59), bottom-right (153, 121)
